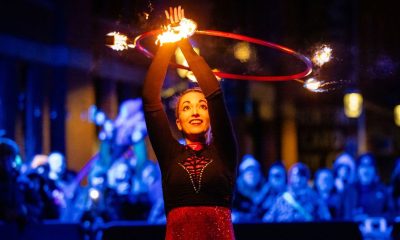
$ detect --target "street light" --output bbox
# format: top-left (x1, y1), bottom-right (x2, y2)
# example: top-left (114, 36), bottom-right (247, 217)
top-left (344, 92), bottom-right (363, 118)
top-left (395, 105), bottom-right (400, 126)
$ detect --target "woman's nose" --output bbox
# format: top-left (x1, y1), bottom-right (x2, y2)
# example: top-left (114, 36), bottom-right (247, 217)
top-left (192, 107), bottom-right (199, 116)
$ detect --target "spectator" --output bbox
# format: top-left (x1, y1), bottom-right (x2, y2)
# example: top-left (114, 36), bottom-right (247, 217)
top-left (353, 153), bottom-right (393, 222)
top-left (263, 163), bottom-right (331, 222)
top-left (390, 157), bottom-right (400, 219)
top-left (333, 152), bottom-right (357, 220)
top-left (0, 138), bottom-right (28, 224)
top-left (233, 154), bottom-right (265, 222)
top-left (257, 161), bottom-right (287, 216)
top-left (106, 159), bottom-right (152, 221)
top-left (314, 168), bottom-right (343, 219)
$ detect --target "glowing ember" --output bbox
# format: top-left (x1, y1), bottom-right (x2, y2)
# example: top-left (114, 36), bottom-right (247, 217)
top-left (156, 18), bottom-right (197, 46)
top-left (312, 45), bottom-right (332, 67)
top-left (303, 78), bottom-right (322, 91)
top-left (234, 42), bottom-right (251, 63)
top-left (106, 32), bottom-right (135, 51)
top-left (302, 78), bottom-right (341, 92)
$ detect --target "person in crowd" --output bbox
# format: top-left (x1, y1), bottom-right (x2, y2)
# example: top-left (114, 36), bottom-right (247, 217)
top-left (142, 6), bottom-right (238, 239)
top-left (390, 157), bottom-right (400, 219)
top-left (47, 152), bottom-right (77, 220)
top-left (0, 138), bottom-right (28, 224)
top-left (263, 163), bottom-right (331, 222)
top-left (258, 161), bottom-right (287, 216)
top-left (390, 157), bottom-right (400, 240)
top-left (18, 153), bottom-right (63, 220)
top-left (332, 152), bottom-right (357, 220)
top-left (78, 169), bottom-right (111, 224)
top-left (232, 154), bottom-right (265, 222)
top-left (106, 159), bottom-right (152, 221)
top-left (314, 168), bottom-right (343, 219)
top-left (353, 153), bottom-right (393, 222)
top-left (145, 161), bottom-right (166, 224)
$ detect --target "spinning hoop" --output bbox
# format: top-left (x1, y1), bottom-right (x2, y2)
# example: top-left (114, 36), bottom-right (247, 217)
top-left (134, 29), bottom-right (313, 81)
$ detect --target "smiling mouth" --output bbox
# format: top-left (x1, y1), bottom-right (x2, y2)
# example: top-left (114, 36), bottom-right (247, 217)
top-left (189, 119), bottom-right (203, 125)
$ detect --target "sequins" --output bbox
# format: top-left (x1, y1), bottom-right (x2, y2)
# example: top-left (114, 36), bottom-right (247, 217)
top-left (178, 153), bottom-right (213, 193)
top-left (166, 206), bottom-right (235, 240)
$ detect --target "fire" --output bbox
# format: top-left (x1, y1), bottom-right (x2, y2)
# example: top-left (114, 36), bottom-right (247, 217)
top-left (312, 45), bottom-right (332, 67)
top-left (156, 18), bottom-right (197, 46)
top-left (106, 32), bottom-right (135, 51)
top-left (302, 78), bottom-right (341, 92)
top-left (303, 78), bottom-right (322, 92)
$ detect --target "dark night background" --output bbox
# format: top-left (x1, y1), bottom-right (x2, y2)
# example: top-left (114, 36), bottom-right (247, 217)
top-left (1, 0), bottom-right (399, 189)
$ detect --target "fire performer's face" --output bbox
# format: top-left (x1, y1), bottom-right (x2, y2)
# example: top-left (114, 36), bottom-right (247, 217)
top-left (176, 91), bottom-right (210, 142)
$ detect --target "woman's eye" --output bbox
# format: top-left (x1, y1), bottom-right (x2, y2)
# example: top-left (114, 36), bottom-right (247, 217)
top-left (183, 106), bottom-right (190, 111)
top-left (200, 105), bottom-right (208, 110)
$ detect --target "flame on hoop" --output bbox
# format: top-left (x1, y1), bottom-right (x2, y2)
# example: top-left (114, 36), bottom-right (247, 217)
top-left (303, 77), bottom-right (340, 92)
top-left (106, 32), bottom-right (135, 51)
top-left (303, 78), bottom-right (322, 92)
top-left (156, 18), bottom-right (197, 46)
top-left (312, 45), bottom-right (332, 67)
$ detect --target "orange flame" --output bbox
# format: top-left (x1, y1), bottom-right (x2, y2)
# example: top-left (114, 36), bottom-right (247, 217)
top-left (156, 18), bottom-right (197, 46)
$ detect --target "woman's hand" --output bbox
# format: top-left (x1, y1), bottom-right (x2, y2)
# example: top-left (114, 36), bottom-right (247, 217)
top-left (156, 6), bottom-right (195, 46)
top-left (165, 6), bottom-right (185, 25)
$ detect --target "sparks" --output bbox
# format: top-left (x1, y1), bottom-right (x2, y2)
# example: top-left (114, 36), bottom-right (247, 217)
top-left (156, 18), bottom-right (197, 46)
top-left (303, 78), bottom-right (322, 91)
top-left (106, 32), bottom-right (135, 51)
top-left (303, 78), bottom-right (342, 92)
top-left (312, 45), bottom-right (332, 67)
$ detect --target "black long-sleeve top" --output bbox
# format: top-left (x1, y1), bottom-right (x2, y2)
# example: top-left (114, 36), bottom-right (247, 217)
top-left (142, 40), bottom-right (238, 214)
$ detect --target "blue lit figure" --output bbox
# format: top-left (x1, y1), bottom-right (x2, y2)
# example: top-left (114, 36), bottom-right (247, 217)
top-left (353, 153), bottom-right (394, 222)
top-left (144, 161), bottom-right (166, 224)
top-left (332, 152), bottom-right (359, 220)
top-left (89, 98), bottom-right (147, 167)
top-left (390, 157), bottom-right (400, 240)
top-left (314, 168), bottom-right (343, 220)
top-left (257, 162), bottom-right (287, 216)
top-left (232, 154), bottom-right (265, 223)
top-left (47, 152), bottom-right (76, 220)
top-left (79, 170), bottom-right (110, 223)
top-left (390, 157), bottom-right (400, 220)
top-left (0, 138), bottom-right (27, 222)
top-left (106, 160), bottom-right (147, 220)
top-left (263, 163), bottom-right (331, 222)
top-left (89, 98), bottom-right (148, 192)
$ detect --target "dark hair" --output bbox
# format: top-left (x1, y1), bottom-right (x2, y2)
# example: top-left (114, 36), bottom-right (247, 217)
top-left (289, 162), bottom-right (310, 180)
top-left (0, 138), bottom-right (19, 180)
top-left (315, 168), bottom-right (333, 180)
top-left (174, 87), bottom-right (204, 119)
top-left (356, 153), bottom-right (377, 168)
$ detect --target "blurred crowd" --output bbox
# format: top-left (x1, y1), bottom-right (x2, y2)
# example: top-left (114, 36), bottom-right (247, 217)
top-left (1, 99), bottom-right (400, 239)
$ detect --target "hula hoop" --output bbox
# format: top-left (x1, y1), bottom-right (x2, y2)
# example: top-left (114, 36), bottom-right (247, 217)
top-left (134, 29), bottom-right (313, 81)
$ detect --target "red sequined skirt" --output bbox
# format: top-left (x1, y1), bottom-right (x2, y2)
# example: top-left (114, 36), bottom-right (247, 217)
top-left (165, 206), bottom-right (235, 240)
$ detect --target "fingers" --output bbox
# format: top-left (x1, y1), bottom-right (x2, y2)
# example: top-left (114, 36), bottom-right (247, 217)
top-left (169, 7), bottom-right (175, 24)
top-left (174, 7), bottom-right (178, 22)
top-left (166, 6), bottom-right (185, 24)
top-left (178, 6), bottom-right (182, 20)
top-left (165, 10), bottom-right (170, 20)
